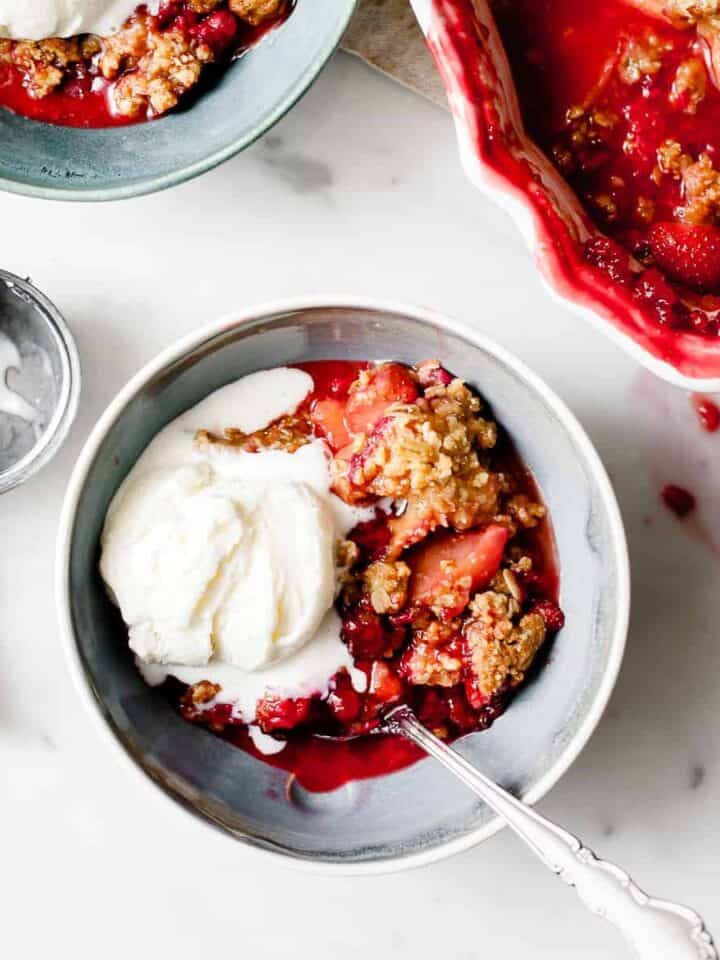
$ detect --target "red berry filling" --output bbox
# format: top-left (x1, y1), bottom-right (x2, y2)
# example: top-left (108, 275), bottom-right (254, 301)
top-left (344, 363), bottom-right (419, 436)
top-left (530, 600), bottom-right (566, 633)
top-left (492, 0), bottom-right (720, 337)
top-left (256, 694), bottom-right (313, 733)
top-left (648, 223), bottom-right (720, 293)
top-left (171, 359), bottom-right (562, 792)
top-left (0, 0), bottom-right (291, 128)
top-left (341, 600), bottom-right (406, 660)
top-left (407, 525), bottom-right (509, 619)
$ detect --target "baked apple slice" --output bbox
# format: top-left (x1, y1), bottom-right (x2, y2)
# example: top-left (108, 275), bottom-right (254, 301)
top-left (408, 524), bottom-right (509, 619)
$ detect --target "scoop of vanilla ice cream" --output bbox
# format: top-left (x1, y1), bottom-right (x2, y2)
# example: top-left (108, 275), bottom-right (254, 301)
top-left (211, 481), bottom-right (337, 670)
top-left (100, 462), bottom-right (337, 672)
top-left (0, 0), bottom-right (159, 40)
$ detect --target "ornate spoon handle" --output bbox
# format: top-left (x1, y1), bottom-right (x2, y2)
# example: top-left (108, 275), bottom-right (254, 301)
top-left (387, 706), bottom-right (716, 959)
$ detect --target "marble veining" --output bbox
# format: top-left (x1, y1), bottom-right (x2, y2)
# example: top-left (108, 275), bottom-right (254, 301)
top-left (691, 765), bottom-right (706, 791)
top-left (262, 136), bottom-right (333, 193)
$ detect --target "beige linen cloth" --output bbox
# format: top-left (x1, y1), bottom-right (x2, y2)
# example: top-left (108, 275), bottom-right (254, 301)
top-left (341, 0), bottom-right (448, 107)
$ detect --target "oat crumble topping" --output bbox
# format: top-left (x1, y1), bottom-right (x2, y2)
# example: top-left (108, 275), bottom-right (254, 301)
top-left (619, 32), bottom-right (670, 85)
top-left (463, 592), bottom-right (546, 700)
top-left (653, 140), bottom-right (720, 223)
top-left (0, 0), bottom-right (287, 118)
top-left (331, 363), bottom-right (555, 715)
top-left (655, 138), bottom-right (689, 179)
top-left (679, 153), bottom-right (720, 223)
top-left (2, 35), bottom-right (100, 98)
top-left (363, 560), bottom-right (411, 615)
top-left (173, 360), bottom-right (561, 753)
top-left (402, 641), bottom-right (463, 687)
top-left (657, 0), bottom-right (720, 23)
top-left (229, 0), bottom-right (287, 25)
top-left (334, 376), bottom-right (503, 556)
top-left (670, 57), bottom-right (707, 111)
top-left (188, 680), bottom-right (221, 704)
top-left (195, 411), bottom-right (312, 454)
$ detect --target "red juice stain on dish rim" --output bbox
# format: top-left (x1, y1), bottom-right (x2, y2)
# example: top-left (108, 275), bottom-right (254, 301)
top-left (691, 394), bottom-right (720, 433)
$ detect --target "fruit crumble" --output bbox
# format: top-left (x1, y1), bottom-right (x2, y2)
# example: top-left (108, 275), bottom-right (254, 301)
top-left (169, 359), bottom-right (563, 791)
top-left (492, 0), bottom-right (720, 337)
top-left (0, 0), bottom-right (290, 127)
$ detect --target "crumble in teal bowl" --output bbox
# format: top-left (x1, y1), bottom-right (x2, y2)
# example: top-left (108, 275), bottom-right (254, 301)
top-left (0, 0), bottom-right (357, 202)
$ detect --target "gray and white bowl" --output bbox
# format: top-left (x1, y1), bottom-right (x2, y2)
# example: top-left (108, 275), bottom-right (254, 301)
top-left (56, 297), bottom-right (629, 873)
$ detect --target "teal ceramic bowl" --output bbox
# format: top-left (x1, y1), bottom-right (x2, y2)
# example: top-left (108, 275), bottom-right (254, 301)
top-left (57, 297), bottom-right (629, 872)
top-left (0, 0), bottom-right (356, 202)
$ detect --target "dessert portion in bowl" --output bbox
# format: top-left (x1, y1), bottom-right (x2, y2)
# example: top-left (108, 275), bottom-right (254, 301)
top-left (0, 0), bottom-right (291, 126)
top-left (100, 357), bottom-right (564, 793)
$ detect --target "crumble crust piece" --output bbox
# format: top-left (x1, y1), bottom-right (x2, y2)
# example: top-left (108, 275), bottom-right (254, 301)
top-left (334, 377), bottom-right (503, 554)
top-left (195, 412), bottom-right (312, 454)
top-left (363, 560), bottom-right (411, 615)
top-left (463, 591), bottom-right (546, 699)
top-left (619, 32), bottom-right (670, 85)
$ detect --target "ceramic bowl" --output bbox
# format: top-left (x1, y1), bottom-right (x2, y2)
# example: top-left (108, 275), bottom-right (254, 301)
top-left (411, 0), bottom-right (720, 390)
top-left (0, 0), bottom-right (356, 202)
top-left (57, 296), bottom-right (629, 873)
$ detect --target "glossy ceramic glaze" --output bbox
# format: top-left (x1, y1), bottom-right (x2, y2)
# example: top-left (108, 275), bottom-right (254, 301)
top-left (56, 297), bottom-right (629, 872)
top-left (411, 0), bottom-right (720, 389)
top-left (0, 0), bottom-right (357, 201)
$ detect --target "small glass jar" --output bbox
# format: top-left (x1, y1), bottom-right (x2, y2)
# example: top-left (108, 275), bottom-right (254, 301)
top-left (0, 270), bottom-right (80, 494)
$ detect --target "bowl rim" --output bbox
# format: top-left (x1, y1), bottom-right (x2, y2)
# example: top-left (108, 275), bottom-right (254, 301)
top-left (56, 294), bottom-right (630, 875)
top-left (0, 1), bottom-right (357, 203)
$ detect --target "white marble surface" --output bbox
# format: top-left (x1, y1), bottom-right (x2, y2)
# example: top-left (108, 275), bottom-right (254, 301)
top-left (1, 52), bottom-right (718, 959)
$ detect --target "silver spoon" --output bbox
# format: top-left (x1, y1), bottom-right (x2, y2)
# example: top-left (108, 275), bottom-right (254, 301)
top-left (374, 704), bottom-right (716, 959)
